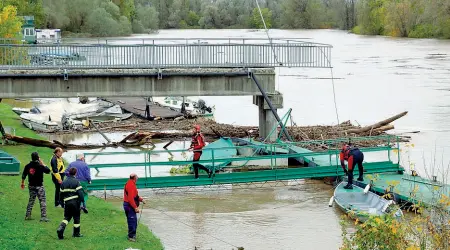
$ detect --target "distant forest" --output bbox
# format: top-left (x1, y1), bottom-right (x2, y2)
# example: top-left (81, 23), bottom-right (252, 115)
top-left (2, 0), bottom-right (450, 38)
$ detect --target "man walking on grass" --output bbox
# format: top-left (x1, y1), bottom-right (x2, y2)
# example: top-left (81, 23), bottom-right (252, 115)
top-left (66, 153), bottom-right (91, 211)
top-left (123, 173), bottom-right (145, 242)
top-left (56, 167), bottom-right (86, 239)
top-left (21, 152), bottom-right (51, 222)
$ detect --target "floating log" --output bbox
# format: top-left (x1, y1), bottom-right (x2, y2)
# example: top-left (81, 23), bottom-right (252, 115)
top-left (373, 124), bottom-right (394, 133)
top-left (1, 130), bottom-right (156, 150)
top-left (345, 111), bottom-right (407, 134)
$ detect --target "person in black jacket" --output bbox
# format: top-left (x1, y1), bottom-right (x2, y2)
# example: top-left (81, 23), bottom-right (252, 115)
top-left (21, 152), bottom-right (51, 222)
top-left (56, 167), bottom-right (85, 239)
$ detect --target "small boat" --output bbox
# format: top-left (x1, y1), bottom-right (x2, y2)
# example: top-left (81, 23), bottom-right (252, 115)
top-left (152, 96), bottom-right (215, 117)
top-left (332, 181), bottom-right (403, 222)
top-left (12, 107), bottom-right (31, 115)
top-left (19, 113), bottom-right (60, 132)
top-left (0, 150), bottom-right (20, 175)
top-left (12, 106), bottom-right (42, 116)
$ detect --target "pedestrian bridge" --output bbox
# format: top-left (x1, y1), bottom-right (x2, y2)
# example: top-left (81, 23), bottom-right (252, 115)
top-left (84, 136), bottom-right (404, 191)
top-left (0, 38), bottom-right (332, 69)
top-left (0, 38), bottom-right (333, 141)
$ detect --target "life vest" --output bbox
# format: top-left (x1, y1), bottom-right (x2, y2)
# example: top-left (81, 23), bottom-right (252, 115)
top-left (51, 155), bottom-right (66, 182)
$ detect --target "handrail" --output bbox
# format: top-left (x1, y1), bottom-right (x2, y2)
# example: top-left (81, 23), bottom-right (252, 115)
top-left (87, 146), bottom-right (396, 169)
top-left (84, 135), bottom-right (399, 157)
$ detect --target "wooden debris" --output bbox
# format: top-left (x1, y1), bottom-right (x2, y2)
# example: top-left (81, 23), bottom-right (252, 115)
top-left (344, 111), bottom-right (407, 134)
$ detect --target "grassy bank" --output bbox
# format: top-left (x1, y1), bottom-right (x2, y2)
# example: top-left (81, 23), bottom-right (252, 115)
top-left (0, 103), bottom-right (163, 249)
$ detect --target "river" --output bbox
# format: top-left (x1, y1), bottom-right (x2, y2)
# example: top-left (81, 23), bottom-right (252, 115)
top-left (16, 29), bottom-right (450, 249)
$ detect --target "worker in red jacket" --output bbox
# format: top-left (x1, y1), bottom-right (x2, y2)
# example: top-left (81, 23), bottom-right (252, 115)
top-left (123, 173), bottom-right (145, 242)
top-left (189, 125), bottom-right (212, 179)
top-left (340, 144), bottom-right (364, 189)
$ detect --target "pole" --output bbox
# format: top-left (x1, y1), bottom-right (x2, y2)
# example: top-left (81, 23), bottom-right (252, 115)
top-left (250, 72), bottom-right (293, 141)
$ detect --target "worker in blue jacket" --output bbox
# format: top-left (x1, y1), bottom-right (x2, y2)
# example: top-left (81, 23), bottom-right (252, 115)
top-left (340, 144), bottom-right (364, 189)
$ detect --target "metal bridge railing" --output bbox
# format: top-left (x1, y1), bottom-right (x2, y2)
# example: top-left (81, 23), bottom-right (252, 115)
top-left (84, 135), bottom-right (401, 176)
top-left (0, 38), bottom-right (332, 69)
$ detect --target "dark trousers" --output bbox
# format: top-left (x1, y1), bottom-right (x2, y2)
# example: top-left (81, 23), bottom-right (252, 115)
top-left (123, 202), bottom-right (137, 238)
top-left (63, 200), bottom-right (81, 225)
top-left (57, 200), bottom-right (81, 237)
top-left (52, 174), bottom-right (65, 207)
top-left (348, 152), bottom-right (364, 185)
top-left (193, 152), bottom-right (210, 178)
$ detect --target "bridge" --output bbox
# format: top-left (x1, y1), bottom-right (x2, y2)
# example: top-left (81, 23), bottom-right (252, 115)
top-left (0, 38), bottom-right (332, 140)
top-left (85, 136), bottom-right (403, 191)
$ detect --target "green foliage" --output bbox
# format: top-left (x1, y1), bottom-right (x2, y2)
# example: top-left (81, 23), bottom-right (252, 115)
top-left (251, 7), bottom-right (272, 29)
top-left (135, 5), bottom-right (159, 31)
top-left (186, 11), bottom-right (200, 27)
top-left (3, 0), bottom-right (450, 38)
top-left (0, 103), bottom-right (163, 249)
top-left (408, 24), bottom-right (438, 38)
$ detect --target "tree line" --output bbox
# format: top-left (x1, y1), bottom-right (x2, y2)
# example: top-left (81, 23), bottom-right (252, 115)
top-left (1, 0), bottom-right (450, 38)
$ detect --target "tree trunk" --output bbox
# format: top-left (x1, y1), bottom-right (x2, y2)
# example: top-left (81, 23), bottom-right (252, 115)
top-left (345, 111), bottom-right (407, 134)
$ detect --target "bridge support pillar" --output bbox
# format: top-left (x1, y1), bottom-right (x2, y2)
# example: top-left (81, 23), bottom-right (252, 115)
top-left (253, 92), bottom-right (283, 142)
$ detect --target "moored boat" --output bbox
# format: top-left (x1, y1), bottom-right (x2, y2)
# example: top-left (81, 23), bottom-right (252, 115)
top-left (152, 96), bottom-right (215, 117)
top-left (332, 181), bottom-right (403, 222)
top-left (19, 113), bottom-right (60, 132)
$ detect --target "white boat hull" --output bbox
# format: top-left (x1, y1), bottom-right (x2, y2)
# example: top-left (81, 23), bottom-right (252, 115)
top-left (20, 114), bottom-right (60, 132)
top-left (152, 97), bottom-right (215, 117)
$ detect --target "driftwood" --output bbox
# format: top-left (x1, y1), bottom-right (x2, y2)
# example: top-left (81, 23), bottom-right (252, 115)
top-left (1, 129), bottom-right (157, 150)
top-left (345, 111), bottom-right (407, 134)
top-left (373, 124), bottom-right (394, 132)
top-left (1, 110), bottom-right (411, 151)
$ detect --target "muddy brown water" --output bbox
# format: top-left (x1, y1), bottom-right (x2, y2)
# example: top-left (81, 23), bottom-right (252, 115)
top-left (8, 29), bottom-right (450, 249)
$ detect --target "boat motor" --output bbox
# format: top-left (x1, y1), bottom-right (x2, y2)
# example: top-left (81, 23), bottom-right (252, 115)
top-left (61, 114), bottom-right (70, 130)
top-left (196, 99), bottom-right (212, 114)
top-left (30, 106), bottom-right (41, 114)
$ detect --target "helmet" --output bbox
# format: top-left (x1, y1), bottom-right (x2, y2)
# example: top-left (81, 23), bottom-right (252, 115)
top-left (194, 124), bottom-right (201, 131)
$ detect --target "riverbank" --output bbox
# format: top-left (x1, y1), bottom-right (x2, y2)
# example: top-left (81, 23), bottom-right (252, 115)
top-left (0, 103), bottom-right (163, 249)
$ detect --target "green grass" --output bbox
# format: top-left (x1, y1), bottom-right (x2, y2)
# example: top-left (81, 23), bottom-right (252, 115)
top-left (0, 103), bottom-right (163, 249)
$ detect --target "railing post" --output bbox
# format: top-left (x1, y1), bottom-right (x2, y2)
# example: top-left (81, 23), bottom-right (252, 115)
top-left (106, 40), bottom-right (109, 69)
top-left (387, 135), bottom-right (391, 162)
top-left (211, 149), bottom-right (215, 182)
top-left (397, 136), bottom-right (400, 165)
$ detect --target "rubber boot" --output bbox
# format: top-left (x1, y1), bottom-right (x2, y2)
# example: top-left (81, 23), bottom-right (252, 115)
top-left (344, 173), bottom-right (353, 189)
top-left (73, 227), bottom-right (83, 237)
top-left (57, 222), bottom-right (66, 240)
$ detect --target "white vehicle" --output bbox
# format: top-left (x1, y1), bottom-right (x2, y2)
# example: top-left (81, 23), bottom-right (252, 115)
top-left (35, 29), bottom-right (61, 44)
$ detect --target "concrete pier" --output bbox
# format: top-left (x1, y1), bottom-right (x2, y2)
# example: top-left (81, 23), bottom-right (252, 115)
top-left (253, 92), bottom-right (283, 141)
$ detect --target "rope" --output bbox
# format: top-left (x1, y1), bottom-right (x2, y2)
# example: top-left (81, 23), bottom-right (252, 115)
top-left (330, 67), bottom-right (340, 126)
top-left (255, 0), bottom-right (280, 65)
top-left (148, 206), bottom-right (242, 249)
